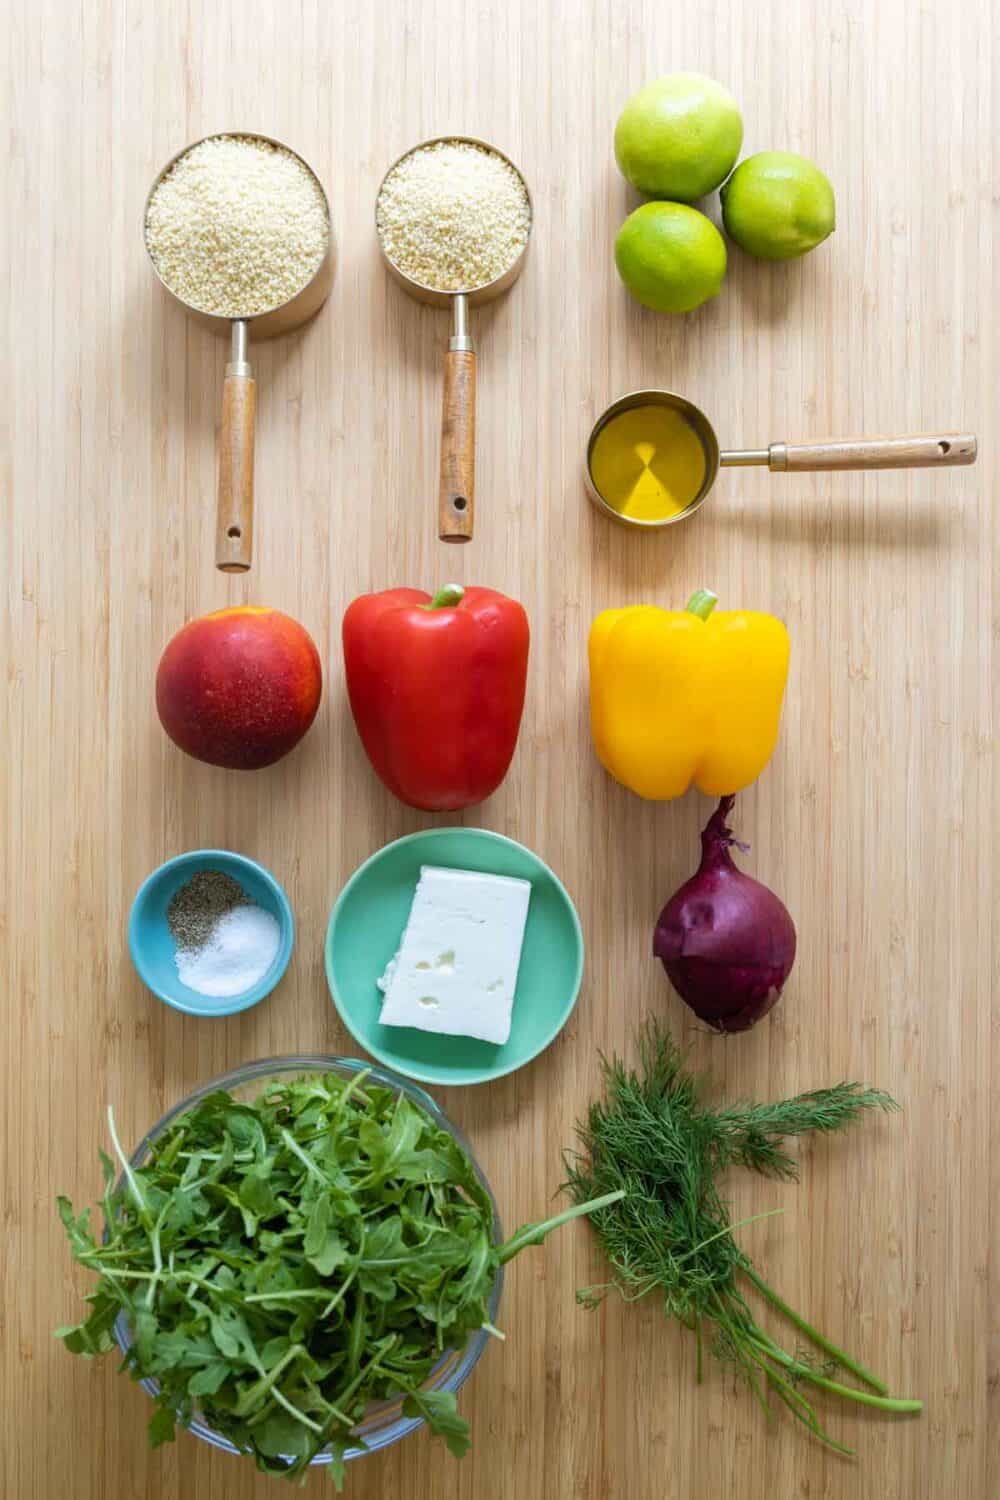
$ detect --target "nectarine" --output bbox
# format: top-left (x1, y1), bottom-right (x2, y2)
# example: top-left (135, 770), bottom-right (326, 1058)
top-left (156, 607), bottom-right (322, 769)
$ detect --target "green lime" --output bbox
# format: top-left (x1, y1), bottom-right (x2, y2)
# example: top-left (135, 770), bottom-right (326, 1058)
top-left (721, 151), bottom-right (835, 259)
top-left (614, 202), bottom-right (727, 314)
top-left (614, 73), bottom-right (743, 202)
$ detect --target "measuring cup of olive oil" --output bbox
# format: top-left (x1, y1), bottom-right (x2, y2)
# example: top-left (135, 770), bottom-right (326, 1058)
top-left (585, 390), bottom-right (977, 529)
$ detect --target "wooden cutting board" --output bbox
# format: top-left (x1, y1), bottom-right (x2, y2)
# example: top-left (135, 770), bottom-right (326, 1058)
top-left (2, 1), bottom-right (996, 1496)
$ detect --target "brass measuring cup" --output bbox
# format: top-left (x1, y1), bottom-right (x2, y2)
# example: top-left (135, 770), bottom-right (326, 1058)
top-left (376, 136), bottom-right (532, 543)
top-left (585, 389), bottom-right (978, 529)
top-left (144, 132), bottom-right (334, 572)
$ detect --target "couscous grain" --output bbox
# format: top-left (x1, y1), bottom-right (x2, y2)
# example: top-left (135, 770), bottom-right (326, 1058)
top-left (145, 134), bottom-right (328, 318)
top-left (376, 140), bottom-right (530, 292)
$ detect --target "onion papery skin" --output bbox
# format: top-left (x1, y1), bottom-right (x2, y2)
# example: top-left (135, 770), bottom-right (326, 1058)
top-left (654, 797), bottom-right (796, 1033)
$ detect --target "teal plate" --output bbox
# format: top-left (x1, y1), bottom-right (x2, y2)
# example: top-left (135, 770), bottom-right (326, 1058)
top-left (325, 828), bottom-right (584, 1086)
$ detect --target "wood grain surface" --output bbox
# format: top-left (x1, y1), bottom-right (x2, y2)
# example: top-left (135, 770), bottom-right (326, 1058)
top-left (2, 1), bottom-right (996, 1497)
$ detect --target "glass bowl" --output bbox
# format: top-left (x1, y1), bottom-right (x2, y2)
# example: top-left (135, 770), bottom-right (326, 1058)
top-left (113, 1055), bottom-right (503, 1470)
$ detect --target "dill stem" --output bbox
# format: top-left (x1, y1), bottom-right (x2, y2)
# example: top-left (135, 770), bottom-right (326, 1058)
top-left (757, 1359), bottom-right (854, 1457)
top-left (746, 1334), bottom-right (922, 1414)
top-left (740, 1326), bottom-right (855, 1455)
top-left (675, 1207), bottom-right (785, 1264)
top-left (741, 1263), bottom-right (889, 1395)
top-left (710, 1292), bottom-right (771, 1420)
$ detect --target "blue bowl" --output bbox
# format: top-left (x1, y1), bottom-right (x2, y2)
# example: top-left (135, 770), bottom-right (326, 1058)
top-left (128, 850), bottom-right (294, 1017)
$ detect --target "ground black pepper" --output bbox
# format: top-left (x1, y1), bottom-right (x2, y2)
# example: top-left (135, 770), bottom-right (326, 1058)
top-left (167, 870), bottom-right (248, 953)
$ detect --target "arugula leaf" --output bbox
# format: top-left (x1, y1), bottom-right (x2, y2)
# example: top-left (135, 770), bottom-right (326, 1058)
top-left (325, 1433), bottom-right (349, 1491)
top-left (239, 1168), bottom-right (277, 1221)
top-left (133, 1307), bottom-right (159, 1364)
top-left (303, 1196), bottom-right (348, 1276)
top-left (255, 1411), bottom-right (314, 1461)
top-left (402, 1388), bottom-right (471, 1458)
top-left (56, 1070), bottom-right (618, 1481)
top-left (57, 1197), bottom-right (96, 1259)
top-left (147, 1402), bottom-right (177, 1448)
top-left (187, 1360), bottom-right (231, 1397)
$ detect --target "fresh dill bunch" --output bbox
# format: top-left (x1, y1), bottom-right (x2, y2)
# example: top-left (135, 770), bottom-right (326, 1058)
top-left (564, 1020), bottom-right (921, 1455)
top-left (707, 1082), bottom-right (900, 1180)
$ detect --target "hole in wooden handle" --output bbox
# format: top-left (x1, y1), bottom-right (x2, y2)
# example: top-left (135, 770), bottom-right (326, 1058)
top-left (938, 441), bottom-right (950, 454)
top-left (227, 526), bottom-right (242, 539)
top-left (452, 496), bottom-right (468, 512)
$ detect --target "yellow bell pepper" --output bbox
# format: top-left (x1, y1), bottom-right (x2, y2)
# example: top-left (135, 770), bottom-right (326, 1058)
top-left (589, 590), bottom-right (790, 799)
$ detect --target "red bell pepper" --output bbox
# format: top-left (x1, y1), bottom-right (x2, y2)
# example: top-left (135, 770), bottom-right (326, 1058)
top-left (342, 584), bottom-right (530, 811)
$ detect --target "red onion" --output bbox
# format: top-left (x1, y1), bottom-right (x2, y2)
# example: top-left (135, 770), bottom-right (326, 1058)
top-left (653, 796), bottom-right (796, 1033)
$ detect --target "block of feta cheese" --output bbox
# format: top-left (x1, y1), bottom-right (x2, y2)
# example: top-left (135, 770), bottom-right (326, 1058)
top-left (377, 865), bottom-right (532, 1045)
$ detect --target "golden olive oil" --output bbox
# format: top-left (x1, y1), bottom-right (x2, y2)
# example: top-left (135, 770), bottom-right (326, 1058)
top-left (590, 404), bottom-right (706, 521)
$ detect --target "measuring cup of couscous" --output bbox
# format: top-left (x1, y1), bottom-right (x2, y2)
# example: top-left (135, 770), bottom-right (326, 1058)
top-left (585, 389), bottom-right (978, 529)
top-left (145, 133), bottom-right (333, 571)
top-left (376, 137), bottom-right (532, 542)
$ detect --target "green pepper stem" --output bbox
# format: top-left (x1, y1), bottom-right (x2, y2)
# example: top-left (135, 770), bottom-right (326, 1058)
top-left (423, 584), bottom-right (465, 611)
top-left (685, 589), bottom-right (718, 621)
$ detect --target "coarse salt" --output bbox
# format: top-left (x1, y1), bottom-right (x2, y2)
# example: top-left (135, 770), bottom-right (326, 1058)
top-left (146, 134), bottom-right (328, 318)
top-left (174, 903), bottom-right (281, 998)
top-left (376, 140), bottom-right (530, 292)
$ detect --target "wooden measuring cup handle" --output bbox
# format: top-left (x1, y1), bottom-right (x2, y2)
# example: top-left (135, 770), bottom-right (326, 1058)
top-left (439, 349), bottom-right (476, 542)
top-left (216, 370), bottom-right (256, 571)
top-left (770, 433), bottom-right (977, 472)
